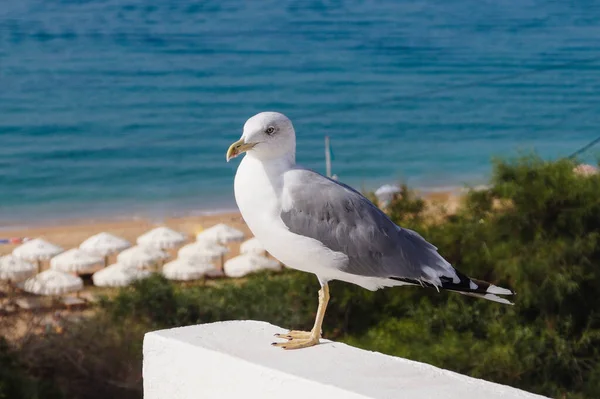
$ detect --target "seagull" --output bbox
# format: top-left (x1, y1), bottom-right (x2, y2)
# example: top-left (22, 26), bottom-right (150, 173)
top-left (226, 112), bottom-right (514, 350)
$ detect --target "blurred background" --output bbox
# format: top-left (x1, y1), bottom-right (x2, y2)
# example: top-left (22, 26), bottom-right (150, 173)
top-left (1, 1), bottom-right (600, 399)
top-left (1, 0), bottom-right (599, 224)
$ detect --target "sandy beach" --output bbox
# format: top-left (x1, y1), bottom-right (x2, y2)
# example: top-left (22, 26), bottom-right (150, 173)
top-left (0, 190), bottom-right (463, 257)
top-left (0, 190), bottom-right (462, 259)
top-left (0, 212), bottom-right (249, 259)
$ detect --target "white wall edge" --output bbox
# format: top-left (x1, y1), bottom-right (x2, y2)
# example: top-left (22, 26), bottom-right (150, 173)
top-left (143, 320), bottom-right (550, 399)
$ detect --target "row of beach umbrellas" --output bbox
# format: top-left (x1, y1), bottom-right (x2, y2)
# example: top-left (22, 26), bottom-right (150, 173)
top-left (0, 224), bottom-right (281, 297)
top-left (163, 224), bottom-right (279, 281)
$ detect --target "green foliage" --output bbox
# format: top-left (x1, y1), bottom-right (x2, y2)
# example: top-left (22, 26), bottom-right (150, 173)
top-left (4, 155), bottom-right (600, 398)
top-left (378, 183), bottom-right (427, 228)
top-left (102, 271), bottom-right (320, 329)
top-left (13, 314), bottom-right (145, 399)
top-left (347, 155), bottom-right (600, 398)
top-left (0, 338), bottom-right (63, 399)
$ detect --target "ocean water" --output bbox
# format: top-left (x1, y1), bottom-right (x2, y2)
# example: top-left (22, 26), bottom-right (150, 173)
top-left (1, 0), bottom-right (599, 225)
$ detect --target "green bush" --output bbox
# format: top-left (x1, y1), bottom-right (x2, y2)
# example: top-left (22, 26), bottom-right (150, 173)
top-left (14, 314), bottom-right (145, 399)
top-left (0, 338), bottom-right (63, 399)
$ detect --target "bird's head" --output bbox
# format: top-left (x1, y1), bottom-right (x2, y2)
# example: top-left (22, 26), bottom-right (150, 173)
top-left (226, 112), bottom-right (296, 162)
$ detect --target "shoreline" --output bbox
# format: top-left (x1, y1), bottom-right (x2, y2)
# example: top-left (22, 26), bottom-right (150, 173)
top-left (0, 211), bottom-right (249, 258)
top-left (0, 206), bottom-right (241, 232)
top-left (0, 191), bottom-right (463, 232)
top-left (0, 182), bottom-right (476, 232)
top-left (0, 189), bottom-right (464, 257)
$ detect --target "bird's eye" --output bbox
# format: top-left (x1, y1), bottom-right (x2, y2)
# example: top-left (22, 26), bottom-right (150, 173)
top-left (265, 126), bottom-right (275, 135)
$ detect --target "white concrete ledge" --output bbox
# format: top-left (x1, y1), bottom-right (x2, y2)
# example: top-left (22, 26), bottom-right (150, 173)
top-left (143, 320), bottom-right (548, 399)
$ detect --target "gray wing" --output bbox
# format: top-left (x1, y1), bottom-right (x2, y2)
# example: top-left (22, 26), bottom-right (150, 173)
top-left (280, 168), bottom-right (457, 283)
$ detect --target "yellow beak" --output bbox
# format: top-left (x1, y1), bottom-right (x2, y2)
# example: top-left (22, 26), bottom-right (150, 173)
top-left (226, 138), bottom-right (256, 162)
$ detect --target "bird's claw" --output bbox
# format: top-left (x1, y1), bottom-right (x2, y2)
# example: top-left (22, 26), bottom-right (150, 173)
top-left (274, 330), bottom-right (314, 340)
top-left (272, 330), bottom-right (320, 349)
top-left (271, 336), bottom-right (320, 350)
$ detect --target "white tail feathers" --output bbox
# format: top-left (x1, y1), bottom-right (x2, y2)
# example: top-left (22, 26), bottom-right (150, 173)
top-left (486, 284), bottom-right (515, 296)
top-left (458, 291), bottom-right (514, 305)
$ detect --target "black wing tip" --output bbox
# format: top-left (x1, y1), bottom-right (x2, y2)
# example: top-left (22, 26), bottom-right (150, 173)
top-left (390, 275), bottom-right (515, 303)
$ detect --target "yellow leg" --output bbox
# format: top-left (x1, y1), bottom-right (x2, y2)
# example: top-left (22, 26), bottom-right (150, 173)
top-left (274, 330), bottom-right (313, 340)
top-left (272, 283), bottom-right (330, 350)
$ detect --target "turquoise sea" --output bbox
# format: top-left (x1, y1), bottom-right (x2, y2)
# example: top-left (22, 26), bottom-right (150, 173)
top-left (1, 0), bottom-right (599, 225)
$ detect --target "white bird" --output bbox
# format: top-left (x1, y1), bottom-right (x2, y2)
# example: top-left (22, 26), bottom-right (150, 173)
top-left (227, 112), bottom-right (515, 350)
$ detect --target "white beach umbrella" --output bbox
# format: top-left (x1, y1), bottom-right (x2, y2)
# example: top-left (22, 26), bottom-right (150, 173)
top-left (117, 245), bottom-right (169, 269)
top-left (92, 263), bottom-right (152, 288)
top-left (80, 232), bottom-right (130, 264)
top-left (224, 254), bottom-right (281, 278)
top-left (0, 255), bottom-right (36, 282)
top-left (375, 184), bottom-right (400, 207)
top-left (136, 226), bottom-right (187, 249)
top-left (178, 241), bottom-right (230, 271)
top-left (13, 238), bottom-right (64, 272)
top-left (375, 184), bottom-right (401, 197)
top-left (240, 237), bottom-right (267, 256)
top-left (196, 223), bottom-right (245, 244)
top-left (21, 269), bottom-right (83, 296)
top-left (162, 258), bottom-right (216, 281)
top-left (573, 163), bottom-right (599, 177)
top-left (178, 241), bottom-right (229, 262)
top-left (50, 248), bottom-right (104, 274)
